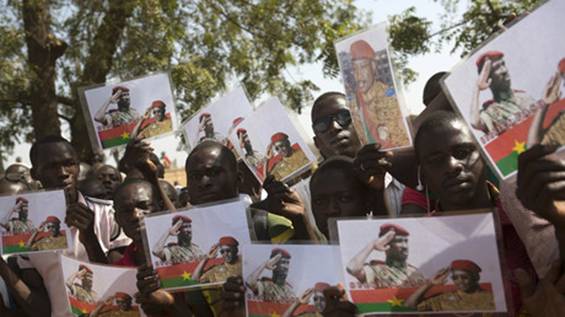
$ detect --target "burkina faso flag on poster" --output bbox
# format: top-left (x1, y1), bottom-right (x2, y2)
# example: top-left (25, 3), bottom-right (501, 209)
top-left (247, 300), bottom-right (318, 317)
top-left (156, 258), bottom-right (225, 289)
top-left (98, 121), bottom-right (138, 149)
top-left (2, 233), bottom-right (33, 254)
top-left (69, 296), bottom-right (97, 316)
top-left (350, 283), bottom-right (492, 313)
top-left (485, 100), bottom-right (565, 177)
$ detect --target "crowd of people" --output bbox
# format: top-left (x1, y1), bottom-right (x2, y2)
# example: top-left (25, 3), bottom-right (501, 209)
top-left (0, 38), bottom-right (564, 317)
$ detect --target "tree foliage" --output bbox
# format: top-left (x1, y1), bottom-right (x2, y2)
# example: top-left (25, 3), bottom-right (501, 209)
top-left (0, 0), bottom-right (367, 161)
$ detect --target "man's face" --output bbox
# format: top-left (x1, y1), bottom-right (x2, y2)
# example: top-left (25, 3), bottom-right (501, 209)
top-left (220, 245), bottom-right (238, 263)
top-left (18, 204), bottom-right (28, 221)
top-left (489, 58), bottom-right (511, 92)
top-left (178, 224), bottom-right (192, 245)
top-left (117, 92), bottom-right (131, 111)
top-left (352, 59), bottom-right (376, 93)
top-left (45, 223), bottom-right (60, 236)
top-left (115, 183), bottom-right (156, 242)
top-left (32, 142), bottom-right (80, 203)
top-left (385, 235), bottom-right (409, 262)
top-left (452, 269), bottom-right (478, 293)
top-left (82, 272), bottom-right (93, 290)
top-left (312, 97), bottom-right (361, 158)
top-left (203, 117), bottom-right (214, 137)
top-left (186, 146), bottom-right (238, 205)
top-left (273, 257), bottom-right (290, 281)
top-left (418, 121), bottom-right (485, 210)
top-left (272, 140), bottom-right (292, 157)
top-left (239, 133), bottom-right (253, 155)
top-left (95, 165), bottom-right (122, 199)
top-left (311, 169), bottom-right (367, 237)
top-left (312, 290), bottom-right (326, 312)
top-left (117, 298), bottom-right (131, 311)
top-left (152, 107), bottom-right (166, 121)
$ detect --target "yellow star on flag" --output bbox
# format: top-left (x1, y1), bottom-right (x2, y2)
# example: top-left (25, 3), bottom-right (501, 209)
top-left (81, 308), bottom-right (88, 314)
top-left (270, 312), bottom-right (281, 317)
top-left (513, 140), bottom-right (526, 154)
top-left (182, 271), bottom-right (191, 280)
top-left (18, 241), bottom-right (25, 248)
top-left (121, 131), bottom-right (130, 139)
top-left (387, 296), bottom-right (404, 307)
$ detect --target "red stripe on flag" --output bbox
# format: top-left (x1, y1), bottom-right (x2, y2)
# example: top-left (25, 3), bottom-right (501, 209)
top-left (3, 230), bottom-right (67, 247)
top-left (156, 258), bottom-right (225, 279)
top-left (350, 283), bottom-right (493, 303)
top-left (98, 122), bottom-right (137, 140)
top-left (247, 300), bottom-right (292, 315)
top-left (68, 296), bottom-right (97, 313)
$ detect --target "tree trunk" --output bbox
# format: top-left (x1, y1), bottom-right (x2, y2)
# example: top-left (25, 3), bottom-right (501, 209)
top-left (70, 0), bottom-right (136, 161)
top-left (21, 0), bottom-right (66, 140)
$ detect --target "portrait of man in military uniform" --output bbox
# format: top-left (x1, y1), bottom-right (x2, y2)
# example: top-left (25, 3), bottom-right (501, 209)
top-left (26, 215), bottom-right (67, 251)
top-left (198, 112), bottom-right (224, 143)
top-left (405, 259), bottom-right (495, 312)
top-left (265, 132), bottom-right (310, 181)
top-left (0, 197), bottom-right (34, 234)
top-left (66, 265), bottom-right (98, 304)
top-left (528, 57), bottom-right (565, 147)
top-left (89, 292), bottom-right (138, 317)
top-left (346, 223), bottom-right (426, 288)
top-left (348, 39), bottom-right (410, 148)
top-left (237, 128), bottom-right (265, 176)
top-left (282, 282), bottom-right (330, 317)
top-left (247, 248), bottom-right (296, 303)
top-left (137, 100), bottom-right (173, 139)
top-left (94, 86), bottom-right (140, 130)
top-left (192, 236), bottom-right (242, 284)
top-left (152, 215), bottom-right (204, 265)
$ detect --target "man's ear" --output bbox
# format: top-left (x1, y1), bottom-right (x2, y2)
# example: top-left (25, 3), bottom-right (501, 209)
top-left (30, 167), bottom-right (39, 181)
top-left (313, 136), bottom-right (321, 151)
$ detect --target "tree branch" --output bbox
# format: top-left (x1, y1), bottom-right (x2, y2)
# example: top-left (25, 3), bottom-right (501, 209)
top-left (56, 95), bottom-right (74, 106)
top-left (58, 113), bottom-right (72, 123)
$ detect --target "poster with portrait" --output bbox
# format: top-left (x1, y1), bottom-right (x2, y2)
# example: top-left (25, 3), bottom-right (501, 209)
top-left (0, 190), bottom-right (71, 255)
top-left (80, 72), bottom-right (177, 150)
top-left (243, 244), bottom-right (344, 317)
top-left (335, 23), bottom-right (412, 150)
top-left (182, 84), bottom-right (254, 151)
top-left (61, 254), bottom-right (144, 317)
top-left (442, 0), bottom-right (565, 180)
top-left (337, 213), bottom-right (506, 315)
top-left (227, 97), bottom-right (317, 184)
top-left (142, 199), bottom-right (251, 291)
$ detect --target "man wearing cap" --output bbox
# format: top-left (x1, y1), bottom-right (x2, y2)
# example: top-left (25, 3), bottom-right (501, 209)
top-left (247, 248), bottom-right (296, 302)
top-left (266, 132), bottom-right (310, 181)
top-left (528, 57), bottom-right (565, 147)
top-left (26, 215), bottom-right (67, 251)
top-left (0, 197), bottom-right (34, 234)
top-left (405, 259), bottom-right (495, 311)
top-left (66, 265), bottom-right (98, 304)
top-left (283, 282), bottom-right (330, 317)
top-left (198, 112), bottom-right (224, 143)
top-left (346, 223), bottom-right (426, 288)
top-left (237, 128), bottom-right (265, 174)
top-left (152, 215), bottom-right (204, 265)
top-left (138, 100), bottom-right (172, 139)
top-left (95, 86), bottom-right (140, 129)
top-left (192, 236), bottom-right (242, 284)
top-left (349, 39), bottom-right (409, 147)
top-left (90, 292), bottom-right (137, 317)
top-left (470, 50), bottom-right (537, 136)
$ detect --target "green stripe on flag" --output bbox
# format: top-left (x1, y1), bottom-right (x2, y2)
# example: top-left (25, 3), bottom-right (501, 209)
top-left (160, 276), bottom-right (200, 289)
top-left (356, 302), bottom-right (416, 313)
top-left (3, 245), bottom-right (30, 254)
top-left (101, 136), bottom-right (130, 148)
top-left (71, 306), bottom-right (86, 316)
top-left (496, 151), bottom-right (519, 176)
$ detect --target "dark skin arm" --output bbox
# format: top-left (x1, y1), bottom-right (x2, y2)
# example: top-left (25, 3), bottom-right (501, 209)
top-left (220, 276), bottom-right (245, 317)
top-left (135, 264), bottom-right (180, 317)
top-left (66, 202), bottom-right (108, 264)
top-left (0, 258), bottom-right (51, 317)
top-left (253, 176), bottom-right (310, 241)
top-left (321, 285), bottom-right (357, 317)
top-left (516, 144), bottom-right (565, 260)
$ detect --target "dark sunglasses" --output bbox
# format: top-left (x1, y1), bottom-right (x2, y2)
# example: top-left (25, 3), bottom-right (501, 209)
top-left (312, 109), bottom-right (352, 134)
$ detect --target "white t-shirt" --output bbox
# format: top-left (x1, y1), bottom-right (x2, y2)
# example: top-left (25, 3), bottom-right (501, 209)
top-left (17, 193), bottom-right (131, 317)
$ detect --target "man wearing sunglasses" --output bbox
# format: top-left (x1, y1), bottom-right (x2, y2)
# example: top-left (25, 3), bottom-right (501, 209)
top-left (193, 236), bottom-right (242, 284)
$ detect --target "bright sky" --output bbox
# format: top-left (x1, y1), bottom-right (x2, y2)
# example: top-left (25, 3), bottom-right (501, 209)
top-left (7, 0), bottom-right (464, 168)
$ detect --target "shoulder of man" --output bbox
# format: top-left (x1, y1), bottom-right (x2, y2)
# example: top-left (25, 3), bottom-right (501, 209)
top-left (259, 277), bottom-right (273, 283)
top-left (481, 99), bottom-right (497, 111)
top-left (368, 260), bottom-right (386, 266)
top-left (249, 207), bottom-right (294, 243)
top-left (166, 242), bottom-right (178, 248)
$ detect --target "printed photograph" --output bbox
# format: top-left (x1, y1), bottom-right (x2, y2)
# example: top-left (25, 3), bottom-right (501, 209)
top-left (0, 190), bottom-right (71, 255)
top-left (442, 0), bottom-right (565, 179)
top-left (337, 213), bottom-right (506, 315)
top-left (81, 72), bottom-right (177, 150)
top-left (335, 23), bottom-right (412, 150)
top-left (143, 199), bottom-right (251, 291)
top-left (228, 97), bottom-right (316, 183)
top-left (243, 244), bottom-right (343, 317)
top-left (182, 84), bottom-right (254, 151)
top-left (61, 255), bottom-right (142, 317)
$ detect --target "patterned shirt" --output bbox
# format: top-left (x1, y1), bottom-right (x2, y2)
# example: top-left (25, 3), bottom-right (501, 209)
top-left (478, 90), bottom-right (534, 134)
top-left (417, 289), bottom-right (495, 312)
top-left (363, 261), bottom-right (426, 288)
top-left (5, 218), bottom-right (34, 234)
top-left (103, 109), bottom-right (140, 129)
top-left (200, 257), bottom-right (242, 283)
top-left (158, 243), bottom-right (204, 265)
top-left (255, 278), bottom-right (296, 303)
